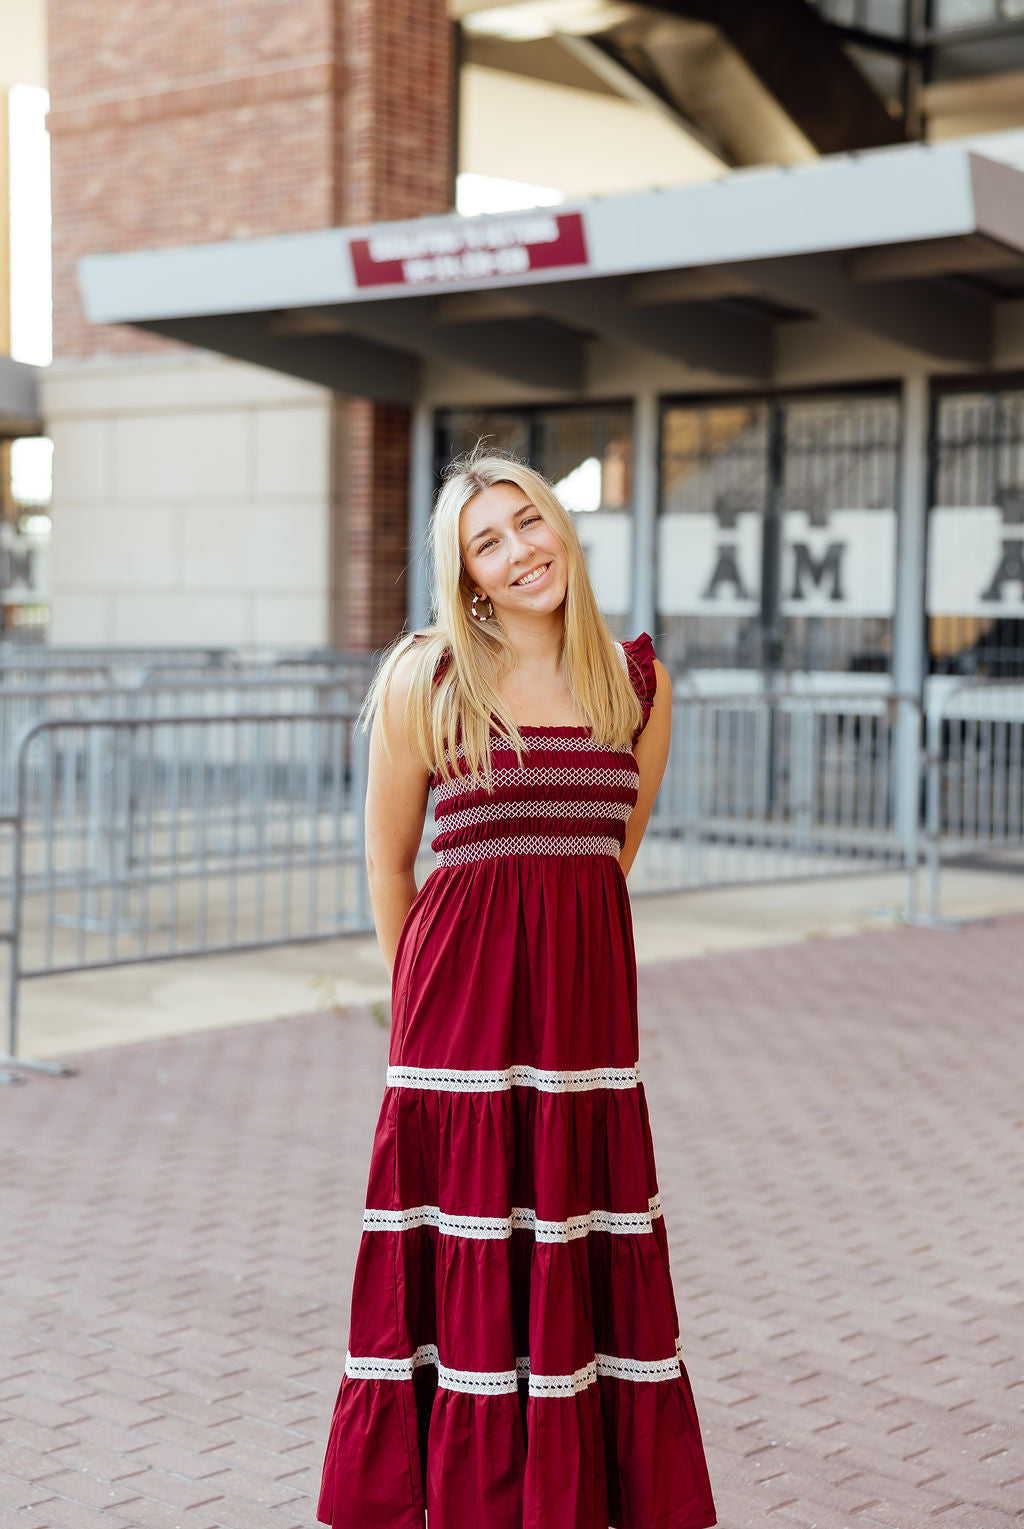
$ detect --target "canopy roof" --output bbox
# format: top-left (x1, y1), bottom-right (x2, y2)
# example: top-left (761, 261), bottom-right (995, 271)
top-left (79, 140), bottom-right (1024, 401)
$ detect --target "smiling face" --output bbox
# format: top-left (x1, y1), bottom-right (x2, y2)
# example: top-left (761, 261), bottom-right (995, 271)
top-left (460, 480), bottom-right (568, 625)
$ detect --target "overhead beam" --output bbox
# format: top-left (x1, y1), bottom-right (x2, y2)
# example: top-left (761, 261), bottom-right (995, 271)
top-left (554, 32), bottom-right (733, 167)
top-left (141, 313), bottom-right (421, 403)
top-left (462, 32), bottom-right (623, 97)
top-left (524, 277), bottom-right (773, 379)
top-left (318, 298), bottom-right (584, 391)
top-left (719, 252), bottom-right (992, 364)
top-left (657, 0), bottom-right (906, 152)
top-left (627, 267), bottom-right (756, 305)
top-left (433, 291), bottom-right (541, 324)
top-left (849, 234), bottom-right (1024, 284)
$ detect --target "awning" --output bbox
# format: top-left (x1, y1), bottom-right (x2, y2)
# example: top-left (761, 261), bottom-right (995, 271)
top-left (0, 355), bottom-right (41, 435)
top-left (78, 140), bottom-right (1024, 401)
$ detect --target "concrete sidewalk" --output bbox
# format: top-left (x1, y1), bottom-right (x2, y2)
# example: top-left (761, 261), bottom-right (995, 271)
top-left (14, 860), bottom-right (1024, 1060)
top-left (2, 915), bottom-right (1023, 1527)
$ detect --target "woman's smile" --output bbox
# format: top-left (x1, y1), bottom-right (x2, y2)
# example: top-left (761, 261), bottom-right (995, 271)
top-left (511, 561), bottom-right (552, 589)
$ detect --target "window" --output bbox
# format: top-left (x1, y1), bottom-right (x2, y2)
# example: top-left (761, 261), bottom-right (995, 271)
top-left (658, 392), bottom-right (899, 677)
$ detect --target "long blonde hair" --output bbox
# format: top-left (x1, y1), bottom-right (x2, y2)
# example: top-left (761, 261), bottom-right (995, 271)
top-left (363, 451), bottom-right (643, 781)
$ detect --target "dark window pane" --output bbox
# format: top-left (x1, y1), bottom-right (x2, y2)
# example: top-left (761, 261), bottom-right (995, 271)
top-left (658, 392), bottom-right (898, 677)
top-left (929, 388), bottom-right (1024, 677)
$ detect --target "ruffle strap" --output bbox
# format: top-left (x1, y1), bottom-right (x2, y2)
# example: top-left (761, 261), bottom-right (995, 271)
top-left (620, 632), bottom-right (657, 740)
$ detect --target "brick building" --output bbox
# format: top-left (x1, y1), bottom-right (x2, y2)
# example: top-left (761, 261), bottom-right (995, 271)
top-left (45, 0), bottom-right (453, 649)
top-left (33, 0), bottom-right (1024, 678)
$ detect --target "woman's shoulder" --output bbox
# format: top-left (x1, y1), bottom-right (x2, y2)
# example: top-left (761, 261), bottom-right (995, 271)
top-left (616, 632), bottom-right (663, 737)
top-left (617, 631), bottom-right (657, 694)
top-left (618, 631), bottom-right (656, 670)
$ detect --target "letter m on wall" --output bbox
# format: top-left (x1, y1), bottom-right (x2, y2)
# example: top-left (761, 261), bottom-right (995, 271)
top-left (789, 541), bottom-right (846, 602)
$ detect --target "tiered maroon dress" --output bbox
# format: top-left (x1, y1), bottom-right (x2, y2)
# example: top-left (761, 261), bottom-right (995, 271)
top-left (318, 633), bottom-right (717, 1529)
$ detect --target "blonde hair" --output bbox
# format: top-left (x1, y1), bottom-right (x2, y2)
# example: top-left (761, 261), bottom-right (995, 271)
top-left (362, 451), bottom-right (644, 782)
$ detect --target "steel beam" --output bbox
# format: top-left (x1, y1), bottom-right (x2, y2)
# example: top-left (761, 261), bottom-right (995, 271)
top-left (524, 278), bottom-right (773, 379)
top-left (721, 252), bottom-right (992, 364)
top-left (144, 314), bottom-right (421, 404)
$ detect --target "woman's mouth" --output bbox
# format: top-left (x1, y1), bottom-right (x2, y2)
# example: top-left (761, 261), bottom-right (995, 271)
top-left (511, 562), bottom-right (552, 589)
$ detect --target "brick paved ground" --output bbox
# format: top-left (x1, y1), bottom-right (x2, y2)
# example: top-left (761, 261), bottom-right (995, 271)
top-left (1, 917), bottom-right (1023, 1529)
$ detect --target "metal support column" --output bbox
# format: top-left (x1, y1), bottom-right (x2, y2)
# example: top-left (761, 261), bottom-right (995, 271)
top-left (408, 403), bottom-right (434, 631)
top-left (893, 372), bottom-right (929, 861)
top-left (631, 391), bottom-right (658, 640)
top-left (760, 400), bottom-right (786, 689)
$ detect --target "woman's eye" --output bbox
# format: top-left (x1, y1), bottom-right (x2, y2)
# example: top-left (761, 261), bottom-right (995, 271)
top-left (478, 539), bottom-right (496, 552)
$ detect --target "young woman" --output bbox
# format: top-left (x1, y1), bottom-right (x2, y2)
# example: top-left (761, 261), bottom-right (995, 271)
top-left (317, 453), bottom-right (718, 1529)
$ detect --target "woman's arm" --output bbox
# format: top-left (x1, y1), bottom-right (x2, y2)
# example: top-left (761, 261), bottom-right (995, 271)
top-left (619, 658), bottom-right (672, 879)
top-left (364, 654), bottom-right (432, 976)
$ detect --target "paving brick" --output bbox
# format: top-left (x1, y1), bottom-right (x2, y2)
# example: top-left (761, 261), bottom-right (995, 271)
top-left (0, 1444), bottom-right (57, 1484)
top-left (0, 1472), bottom-right (53, 1511)
top-left (30, 1469), bottom-right (141, 1510)
top-left (0, 1510), bottom-right (58, 1529)
top-left (113, 1441), bottom-right (225, 1485)
top-left (0, 1394), bottom-right (88, 1431)
top-left (62, 1417), bottom-right (158, 1457)
top-left (0, 1415), bottom-right (79, 1457)
top-left (183, 1464), bottom-right (305, 1508)
top-left (110, 1501), bottom-right (221, 1529)
top-left (202, 1498), bottom-right (308, 1529)
top-left (6, 1494), bottom-right (133, 1529)
top-left (37, 1442), bottom-right (150, 1485)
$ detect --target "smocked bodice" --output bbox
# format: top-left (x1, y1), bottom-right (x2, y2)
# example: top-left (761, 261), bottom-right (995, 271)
top-left (430, 729), bottom-right (641, 869)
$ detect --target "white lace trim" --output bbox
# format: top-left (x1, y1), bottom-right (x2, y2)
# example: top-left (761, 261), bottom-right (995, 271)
top-left (344, 1345), bottom-right (518, 1395)
top-left (436, 797), bottom-right (633, 834)
top-left (385, 1062), bottom-right (641, 1094)
top-left (344, 1338), bottom-right (684, 1397)
top-left (433, 765), bottom-right (638, 804)
top-left (436, 834), bottom-right (621, 867)
top-left (361, 1196), bottom-right (663, 1242)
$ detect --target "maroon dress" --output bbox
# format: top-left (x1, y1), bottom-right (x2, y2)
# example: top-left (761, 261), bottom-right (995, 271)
top-left (318, 634), bottom-right (717, 1529)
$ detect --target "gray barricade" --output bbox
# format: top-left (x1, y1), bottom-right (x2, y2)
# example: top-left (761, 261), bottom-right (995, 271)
top-left (0, 671), bottom-right (372, 814)
top-left (0, 687), bottom-right (930, 1081)
top-left (0, 710), bottom-right (375, 1077)
top-left (631, 690), bottom-right (922, 905)
top-left (0, 643), bottom-right (376, 688)
top-left (924, 681), bottom-right (1024, 920)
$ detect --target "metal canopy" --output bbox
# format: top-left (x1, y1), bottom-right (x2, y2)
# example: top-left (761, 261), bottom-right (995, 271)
top-left (78, 141), bottom-right (1024, 401)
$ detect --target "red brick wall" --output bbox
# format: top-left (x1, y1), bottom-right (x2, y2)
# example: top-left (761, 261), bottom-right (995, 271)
top-left (49, 0), bottom-right (340, 358)
top-left (334, 0), bottom-right (452, 651)
top-left (343, 400), bottom-right (412, 650)
top-left (48, 0), bottom-right (454, 648)
top-left (339, 0), bottom-right (454, 226)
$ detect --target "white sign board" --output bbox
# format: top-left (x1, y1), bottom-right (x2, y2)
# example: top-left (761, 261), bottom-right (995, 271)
top-left (575, 512), bottom-right (631, 617)
top-left (928, 507), bottom-right (1024, 616)
top-left (657, 508), bottom-right (896, 618)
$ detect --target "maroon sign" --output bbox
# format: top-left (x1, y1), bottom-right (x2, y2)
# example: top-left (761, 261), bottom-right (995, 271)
top-left (350, 210), bottom-right (588, 290)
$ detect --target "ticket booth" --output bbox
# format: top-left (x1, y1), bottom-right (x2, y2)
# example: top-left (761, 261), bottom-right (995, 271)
top-left (78, 137), bottom-right (1024, 707)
